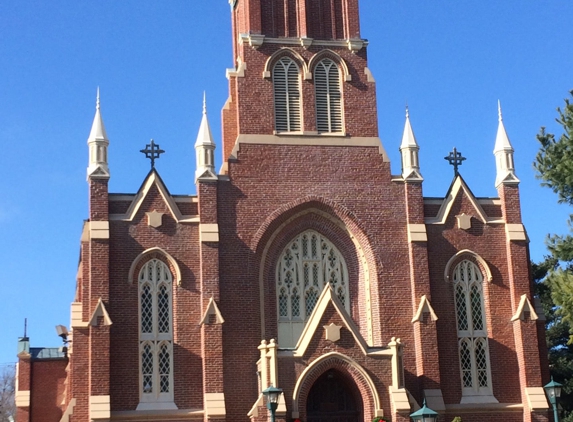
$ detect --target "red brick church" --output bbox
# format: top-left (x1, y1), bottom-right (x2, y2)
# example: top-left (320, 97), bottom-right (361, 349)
top-left (15, 1), bottom-right (551, 421)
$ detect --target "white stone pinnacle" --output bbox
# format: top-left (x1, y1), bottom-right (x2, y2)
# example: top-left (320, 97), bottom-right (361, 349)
top-left (87, 88), bottom-right (110, 180)
top-left (195, 93), bottom-right (217, 183)
top-left (399, 106), bottom-right (423, 181)
top-left (493, 101), bottom-right (519, 187)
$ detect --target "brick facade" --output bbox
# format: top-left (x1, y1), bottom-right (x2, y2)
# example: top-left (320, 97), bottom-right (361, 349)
top-left (17, 1), bottom-right (550, 422)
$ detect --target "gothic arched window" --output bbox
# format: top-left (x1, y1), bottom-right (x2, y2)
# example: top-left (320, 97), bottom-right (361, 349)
top-left (138, 259), bottom-right (175, 408)
top-left (273, 56), bottom-right (302, 133)
top-left (453, 260), bottom-right (493, 399)
top-left (276, 230), bottom-right (349, 348)
top-left (314, 58), bottom-right (343, 133)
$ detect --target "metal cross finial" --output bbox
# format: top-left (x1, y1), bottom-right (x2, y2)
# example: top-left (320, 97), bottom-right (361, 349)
top-left (444, 147), bottom-right (466, 176)
top-left (140, 139), bottom-right (165, 169)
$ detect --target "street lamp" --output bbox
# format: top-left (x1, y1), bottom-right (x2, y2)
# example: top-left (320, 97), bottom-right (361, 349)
top-left (544, 377), bottom-right (563, 422)
top-left (410, 399), bottom-right (438, 422)
top-left (262, 385), bottom-right (283, 422)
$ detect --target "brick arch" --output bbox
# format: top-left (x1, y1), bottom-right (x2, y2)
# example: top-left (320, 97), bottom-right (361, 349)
top-left (128, 247), bottom-right (182, 286)
top-left (254, 196), bottom-right (381, 346)
top-left (292, 352), bottom-right (381, 422)
top-left (443, 249), bottom-right (493, 283)
top-left (251, 195), bottom-right (369, 254)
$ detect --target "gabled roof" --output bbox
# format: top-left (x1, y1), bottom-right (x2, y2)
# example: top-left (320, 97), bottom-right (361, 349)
top-left (425, 175), bottom-right (503, 225)
top-left (109, 169), bottom-right (198, 223)
top-left (292, 285), bottom-right (370, 357)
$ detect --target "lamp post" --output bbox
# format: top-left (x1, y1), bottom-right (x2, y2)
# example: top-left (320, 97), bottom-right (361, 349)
top-left (410, 399), bottom-right (438, 422)
top-left (262, 385), bottom-right (283, 422)
top-left (544, 377), bottom-right (563, 422)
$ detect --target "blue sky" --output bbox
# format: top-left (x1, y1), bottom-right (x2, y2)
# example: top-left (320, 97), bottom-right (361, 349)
top-left (1, 1), bottom-right (572, 366)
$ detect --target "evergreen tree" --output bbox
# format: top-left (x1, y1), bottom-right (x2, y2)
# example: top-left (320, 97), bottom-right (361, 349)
top-left (534, 90), bottom-right (573, 420)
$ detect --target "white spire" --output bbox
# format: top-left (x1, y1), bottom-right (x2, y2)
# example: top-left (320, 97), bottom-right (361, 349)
top-left (399, 107), bottom-right (423, 181)
top-left (87, 87), bottom-right (110, 180)
top-left (493, 101), bottom-right (519, 187)
top-left (195, 92), bottom-right (217, 183)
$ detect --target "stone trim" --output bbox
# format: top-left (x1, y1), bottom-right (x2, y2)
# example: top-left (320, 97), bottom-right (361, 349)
top-left (128, 247), bottom-right (182, 286)
top-left (389, 386), bottom-right (410, 413)
top-left (524, 387), bottom-right (549, 410)
top-left (291, 352), bottom-right (382, 419)
top-left (252, 36), bottom-right (369, 52)
top-left (307, 49), bottom-right (352, 81)
top-left (88, 298), bottom-right (113, 326)
top-left (247, 393), bottom-right (264, 418)
top-left (255, 201), bottom-right (377, 346)
top-left (59, 398), bottom-right (76, 422)
top-left (407, 223), bottom-right (427, 242)
top-left (505, 223), bottom-right (527, 241)
top-left (425, 176), bottom-right (503, 225)
top-left (444, 403), bottom-right (523, 412)
top-left (230, 134), bottom-right (390, 162)
top-left (511, 294), bottom-right (539, 322)
top-left (292, 284), bottom-right (369, 356)
top-left (200, 223), bottom-right (219, 243)
top-left (444, 250), bottom-right (493, 283)
top-left (204, 392), bottom-right (226, 417)
top-left (111, 408), bottom-right (204, 420)
top-left (262, 48), bottom-right (309, 79)
top-left (411, 295), bottom-right (438, 323)
top-left (199, 297), bottom-right (225, 325)
top-left (89, 395), bottom-right (111, 420)
top-left (15, 389), bottom-right (30, 407)
top-left (70, 302), bottom-right (88, 328)
top-left (109, 171), bottom-right (199, 223)
top-left (89, 221), bottom-right (109, 240)
top-left (226, 60), bottom-right (246, 79)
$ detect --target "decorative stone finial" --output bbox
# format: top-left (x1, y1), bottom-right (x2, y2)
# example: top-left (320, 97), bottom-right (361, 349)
top-left (399, 106), bottom-right (423, 182)
top-left (493, 101), bottom-right (519, 187)
top-left (195, 93), bottom-right (217, 183)
top-left (87, 88), bottom-right (110, 180)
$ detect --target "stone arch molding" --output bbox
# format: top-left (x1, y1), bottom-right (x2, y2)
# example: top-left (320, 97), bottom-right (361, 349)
top-left (263, 48), bottom-right (309, 79)
top-left (128, 247), bottom-right (182, 286)
top-left (291, 352), bottom-right (382, 419)
top-left (307, 49), bottom-right (352, 81)
top-left (253, 196), bottom-right (380, 346)
top-left (444, 249), bottom-right (493, 283)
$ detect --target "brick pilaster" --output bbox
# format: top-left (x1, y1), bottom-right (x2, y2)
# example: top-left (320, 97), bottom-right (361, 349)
top-left (198, 181), bottom-right (225, 422)
top-left (405, 183), bottom-right (442, 394)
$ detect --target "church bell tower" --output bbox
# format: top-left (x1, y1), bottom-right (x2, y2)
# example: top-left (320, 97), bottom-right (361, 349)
top-left (221, 0), bottom-right (386, 169)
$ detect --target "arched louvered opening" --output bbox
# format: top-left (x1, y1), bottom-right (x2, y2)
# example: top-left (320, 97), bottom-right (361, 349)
top-left (273, 56), bottom-right (302, 133)
top-left (315, 58), bottom-right (343, 134)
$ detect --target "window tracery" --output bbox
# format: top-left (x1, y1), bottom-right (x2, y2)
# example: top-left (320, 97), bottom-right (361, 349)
top-left (276, 230), bottom-right (349, 347)
top-left (138, 258), bottom-right (174, 406)
top-left (453, 259), bottom-right (493, 397)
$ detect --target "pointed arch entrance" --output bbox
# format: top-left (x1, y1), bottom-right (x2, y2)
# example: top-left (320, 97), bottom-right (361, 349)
top-left (306, 369), bottom-right (362, 422)
top-left (292, 353), bottom-right (381, 422)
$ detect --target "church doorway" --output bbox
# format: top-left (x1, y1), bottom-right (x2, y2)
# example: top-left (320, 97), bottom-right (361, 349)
top-left (306, 369), bottom-right (363, 422)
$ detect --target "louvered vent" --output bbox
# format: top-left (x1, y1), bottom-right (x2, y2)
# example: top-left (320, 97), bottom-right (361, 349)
top-left (273, 57), bottom-right (301, 132)
top-left (315, 58), bottom-right (343, 133)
